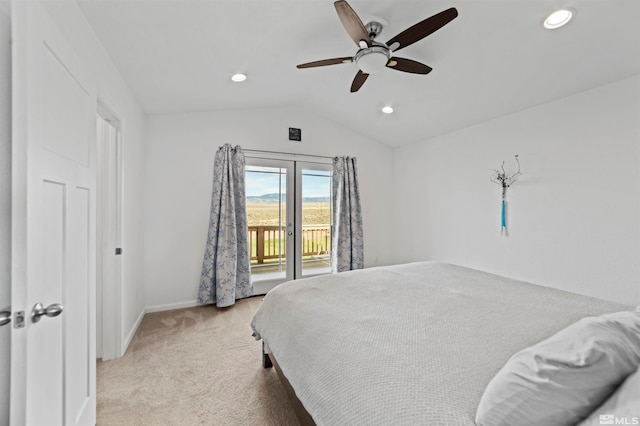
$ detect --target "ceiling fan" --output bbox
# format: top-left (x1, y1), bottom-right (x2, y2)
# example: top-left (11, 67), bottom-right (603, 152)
top-left (297, 1), bottom-right (458, 93)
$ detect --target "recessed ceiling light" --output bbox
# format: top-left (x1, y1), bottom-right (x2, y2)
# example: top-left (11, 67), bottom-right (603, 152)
top-left (381, 106), bottom-right (394, 114)
top-left (231, 73), bottom-right (247, 82)
top-left (544, 9), bottom-right (574, 29)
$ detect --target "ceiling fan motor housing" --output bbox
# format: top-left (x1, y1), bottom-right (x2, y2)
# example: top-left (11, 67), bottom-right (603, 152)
top-left (354, 44), bottom-right (390, 74)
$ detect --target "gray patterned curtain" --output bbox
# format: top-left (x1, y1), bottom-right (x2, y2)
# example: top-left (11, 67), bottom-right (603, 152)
top-left (198, 144), bottom-right (252, 307)
top-left (331, 156), bottom-right (364, 272)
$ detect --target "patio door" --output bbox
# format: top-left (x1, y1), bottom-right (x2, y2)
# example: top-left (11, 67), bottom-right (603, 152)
top-left (245, 157), bottom-right (332, 294)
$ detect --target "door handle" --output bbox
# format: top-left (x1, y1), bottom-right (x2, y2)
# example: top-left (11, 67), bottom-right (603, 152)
top-left (31, 302), bottom-right (64, 323)
top-left (0, 310), bottom-right (10, 327)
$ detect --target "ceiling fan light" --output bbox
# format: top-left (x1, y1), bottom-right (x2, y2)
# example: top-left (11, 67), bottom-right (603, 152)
top-left (544, 9), bottom-right (573, 29)
top-left (231, 73), bottom-right (247, 82)
top-left (356, 52), bottom-right (388, 74)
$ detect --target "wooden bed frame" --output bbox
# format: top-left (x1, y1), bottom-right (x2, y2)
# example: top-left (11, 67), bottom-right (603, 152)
top-left (262, 342), bottom-right (316, 426)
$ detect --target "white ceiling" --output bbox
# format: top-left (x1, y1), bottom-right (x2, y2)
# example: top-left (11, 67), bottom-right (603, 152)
top-left (76, 0), bottom-right (640, 147)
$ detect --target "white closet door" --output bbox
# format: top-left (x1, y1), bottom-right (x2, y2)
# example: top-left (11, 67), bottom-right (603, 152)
top-left (11, 1), bottom-right (97, 424)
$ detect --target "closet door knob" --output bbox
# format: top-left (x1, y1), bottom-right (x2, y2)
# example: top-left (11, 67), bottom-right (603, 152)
top-left (31, 302), bottom-right (64, 323)
top-left (0, 310), bottom-right (10, 327)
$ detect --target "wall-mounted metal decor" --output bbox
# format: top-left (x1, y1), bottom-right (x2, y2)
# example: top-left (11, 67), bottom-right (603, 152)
top-left (490, 155), bottom-right (522, 235)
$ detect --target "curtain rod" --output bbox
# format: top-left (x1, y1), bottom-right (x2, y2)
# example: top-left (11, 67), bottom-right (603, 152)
top-left (241, 148), bottom-right (335, 160)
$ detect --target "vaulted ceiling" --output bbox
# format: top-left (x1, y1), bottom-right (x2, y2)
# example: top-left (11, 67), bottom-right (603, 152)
top-left (76, 0), bottom-right (640, 147)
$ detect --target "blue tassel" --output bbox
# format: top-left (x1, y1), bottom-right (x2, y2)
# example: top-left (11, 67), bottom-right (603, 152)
top-left (501, 200), bottom-right (506, 235)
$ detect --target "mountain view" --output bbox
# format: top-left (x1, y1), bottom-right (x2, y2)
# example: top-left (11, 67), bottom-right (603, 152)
top-left (246, 193), bottom-right (331, 204)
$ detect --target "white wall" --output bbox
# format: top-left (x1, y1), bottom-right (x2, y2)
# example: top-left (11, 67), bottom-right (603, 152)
top-left (0, 4), bottom-right (11, 423)
top-left (43, 0), bottom-right (147, 354)
top-left (144, 106), bottom-right (394, 309)
top-left (393, 75), bottom-right (640, 305)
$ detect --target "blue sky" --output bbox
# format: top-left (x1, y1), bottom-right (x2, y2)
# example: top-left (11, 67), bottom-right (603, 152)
top-left (245, 167), bottom-right (330, 198)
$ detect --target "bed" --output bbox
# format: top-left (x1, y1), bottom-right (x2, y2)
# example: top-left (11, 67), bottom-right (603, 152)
top-left (250, 261), bottom-right (638, 425)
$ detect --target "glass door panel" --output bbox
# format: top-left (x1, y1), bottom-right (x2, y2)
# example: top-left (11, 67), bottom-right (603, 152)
top-left (245, 159), bottom-right (294, 290)
top-left (296, 163), bottom-right (333, 277)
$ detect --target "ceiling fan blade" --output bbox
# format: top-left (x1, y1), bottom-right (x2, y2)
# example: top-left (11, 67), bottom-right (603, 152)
top-left (386, 7), bottom-right (458, 52)
top-left (297, 57), bottom-right (353, 69)
top-left (386, 57), bottom-right (433, 74)
top-left (350, 70), bottom-right (369, 92)
top-left (334, 0), bottom-right (371, 47)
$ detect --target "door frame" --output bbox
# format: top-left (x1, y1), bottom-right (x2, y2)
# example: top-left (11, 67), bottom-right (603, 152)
top-left (96, 108), bottom-right (122, 361)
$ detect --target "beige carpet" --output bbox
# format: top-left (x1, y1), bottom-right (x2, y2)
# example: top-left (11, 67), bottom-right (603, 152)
top-left (97, 296), bottom-right (299, 425)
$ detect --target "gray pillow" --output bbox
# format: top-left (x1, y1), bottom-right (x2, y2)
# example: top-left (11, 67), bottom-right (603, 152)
top-left (577, 364), bottom-right (640, 426)
top-left (475, 310), bottom-right (640, 426)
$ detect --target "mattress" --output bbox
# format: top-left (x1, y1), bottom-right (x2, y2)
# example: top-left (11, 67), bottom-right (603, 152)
top-left (251, 261), bottom-right (628, 425)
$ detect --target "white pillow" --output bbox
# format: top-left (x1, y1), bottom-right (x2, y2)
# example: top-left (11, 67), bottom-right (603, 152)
top-left (475, 310), bottom-right (640, 426)
top-left (577, 365), bottom-right (640, 426)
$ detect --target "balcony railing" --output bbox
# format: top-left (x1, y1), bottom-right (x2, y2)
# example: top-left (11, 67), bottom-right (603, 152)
top-left (248, 225), bottom-right (331, 265)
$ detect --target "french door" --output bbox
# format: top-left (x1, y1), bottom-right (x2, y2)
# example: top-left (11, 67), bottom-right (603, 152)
top-left (245, 157), bottom-right (332, 294)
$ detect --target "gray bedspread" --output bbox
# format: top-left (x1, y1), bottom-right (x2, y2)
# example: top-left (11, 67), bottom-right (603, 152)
top-left (251, 261), bottom-right (628, 426)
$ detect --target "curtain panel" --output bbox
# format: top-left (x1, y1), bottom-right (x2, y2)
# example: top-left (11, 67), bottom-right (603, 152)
top-left (331, 156), bottom-right (364, 272)
top-left (198, 144), bottom-right (252, 307)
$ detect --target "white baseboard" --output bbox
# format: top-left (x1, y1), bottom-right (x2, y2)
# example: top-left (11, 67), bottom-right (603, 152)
top-left (120, 308), bottom-right (145, 357)
top-left (145, 300), bottom-right (200, 314)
